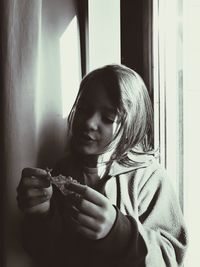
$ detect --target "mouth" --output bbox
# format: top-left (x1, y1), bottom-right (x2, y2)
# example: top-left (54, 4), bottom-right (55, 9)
top-left (79, 133), bottom-right (97, 143)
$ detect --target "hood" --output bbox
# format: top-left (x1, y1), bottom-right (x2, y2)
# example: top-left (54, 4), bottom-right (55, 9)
top-left (108, 153), bottom-right (156, 177)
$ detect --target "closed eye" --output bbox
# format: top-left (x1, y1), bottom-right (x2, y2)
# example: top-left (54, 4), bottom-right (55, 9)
top-left (102, 116), bottom-right (116, 124)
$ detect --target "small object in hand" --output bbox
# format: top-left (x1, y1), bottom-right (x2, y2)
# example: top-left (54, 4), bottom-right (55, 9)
top-left (46, 168), bottom-right (78, 196)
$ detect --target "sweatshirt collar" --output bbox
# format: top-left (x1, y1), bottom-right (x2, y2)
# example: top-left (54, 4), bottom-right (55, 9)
top-left (108, 153), bottom-right (155, 177)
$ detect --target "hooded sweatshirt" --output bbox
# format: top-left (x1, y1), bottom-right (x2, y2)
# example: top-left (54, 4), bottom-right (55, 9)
top-left (21, 153), bottom-right (188, 267)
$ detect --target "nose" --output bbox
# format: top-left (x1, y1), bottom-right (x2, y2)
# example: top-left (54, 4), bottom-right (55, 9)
top-left (85, 112), bottom-right (100, 131)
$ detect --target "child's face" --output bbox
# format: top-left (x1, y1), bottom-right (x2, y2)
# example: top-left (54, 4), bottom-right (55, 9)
top-left (71, 79), bottom-right (119, 156)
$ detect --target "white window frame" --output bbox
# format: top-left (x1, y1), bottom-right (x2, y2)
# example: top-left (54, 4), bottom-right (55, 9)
top-left (153, 0), bottom-right (183, 205)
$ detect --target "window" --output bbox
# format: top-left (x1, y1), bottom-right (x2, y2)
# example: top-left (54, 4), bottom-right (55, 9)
top-left (153, 0), bottom-right (183, 199)
top-left (153, 0), bottom-right (200, 265)
top-left (86, 0), bottom-right (120, 71)
top-left (182, 1), bottom-right (200, 265)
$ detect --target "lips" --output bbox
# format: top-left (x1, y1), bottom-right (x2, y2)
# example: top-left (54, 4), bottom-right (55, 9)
top-left (82, 133), bottom-right (96, 141)
top-left (77, 132), bottom-right (98, 144)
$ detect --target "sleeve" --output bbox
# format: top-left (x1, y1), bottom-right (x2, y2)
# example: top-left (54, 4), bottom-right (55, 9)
top-left (20, 157), bottom-right (84, 266)
top-left (21, 188), bottom-right (77, 267)
top-left (87, 168), bottom-right (188, 267)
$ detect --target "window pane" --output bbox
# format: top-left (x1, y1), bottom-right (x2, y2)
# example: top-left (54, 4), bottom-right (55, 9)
top-left (183, 0), bottom-right (200, 266)
top-left (153, 0), bottom-right (200, 265)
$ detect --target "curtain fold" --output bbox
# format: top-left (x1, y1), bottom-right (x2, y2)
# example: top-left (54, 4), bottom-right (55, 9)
top-left (1, 0), bottom-right (81, 266)
top-left (2, 2), bottom-right (43, 266)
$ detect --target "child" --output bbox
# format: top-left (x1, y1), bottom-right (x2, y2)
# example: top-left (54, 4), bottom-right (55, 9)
top-left (17, 64), bottom-right (188, 267)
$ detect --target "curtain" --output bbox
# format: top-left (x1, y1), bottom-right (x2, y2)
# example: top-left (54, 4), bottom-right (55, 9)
top-left (1, 2), bottom-right (43, 266)
top-left (1, 1), bottom-right (81, 266)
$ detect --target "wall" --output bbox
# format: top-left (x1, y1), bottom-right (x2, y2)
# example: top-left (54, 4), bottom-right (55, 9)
top-left (2, 0), bottom-right (80, 266)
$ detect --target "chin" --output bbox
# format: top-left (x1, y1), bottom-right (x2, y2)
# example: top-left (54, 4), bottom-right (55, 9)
top-left (74, 144), bottom-right (97, 155)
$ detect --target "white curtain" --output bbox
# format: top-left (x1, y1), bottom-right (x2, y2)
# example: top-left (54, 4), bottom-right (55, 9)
top-left (1, 0), bottom-right (81, 266)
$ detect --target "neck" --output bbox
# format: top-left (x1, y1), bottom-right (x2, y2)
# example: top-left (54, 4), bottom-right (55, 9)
top-left (77, 150), bottom-right (114, 168)
top-left (82, 154), bottom-right (99, 168)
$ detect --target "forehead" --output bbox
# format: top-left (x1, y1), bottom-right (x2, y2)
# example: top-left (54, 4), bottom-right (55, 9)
top-left (79, 79), bottom-right (118, 111)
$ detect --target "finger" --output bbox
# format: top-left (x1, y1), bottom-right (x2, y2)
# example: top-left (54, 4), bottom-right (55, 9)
top-left (66, 183), bottom-right (87, 195)
top-left (76, 225), bottom-right (98, 240)
top-left (67, 183), bottom-right (105, 207)
top-left (17, 194), bottom-right (50, 210)
top-left (71, 208), bottom-right (98, 232)
top-left (22, 167), bottom-right (47, 178)
top-left (17, 176), bottom-right (50, 193)
top-left (67, 193), bottom-right (102, 218)
top-left (66, 192), bottom-right (82, 205)
top-left (22, 188), bottom-right (51, 199)
top-left (17, 187), bottom-right (51, 207)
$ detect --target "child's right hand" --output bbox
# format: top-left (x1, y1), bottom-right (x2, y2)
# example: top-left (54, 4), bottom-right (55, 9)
top-left (16, 167), bottom-right (53, 215)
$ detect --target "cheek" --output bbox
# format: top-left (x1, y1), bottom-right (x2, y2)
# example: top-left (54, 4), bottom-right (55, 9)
top-left (103, 124), bottom-right (118, 143)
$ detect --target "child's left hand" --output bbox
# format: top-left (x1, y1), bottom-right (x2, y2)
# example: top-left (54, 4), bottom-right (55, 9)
top-left (66, 183), bottom-right (117, 240)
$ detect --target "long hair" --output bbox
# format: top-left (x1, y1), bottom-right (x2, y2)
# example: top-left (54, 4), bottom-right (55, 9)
top-left (67, 64), bottom-right (154, 166)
